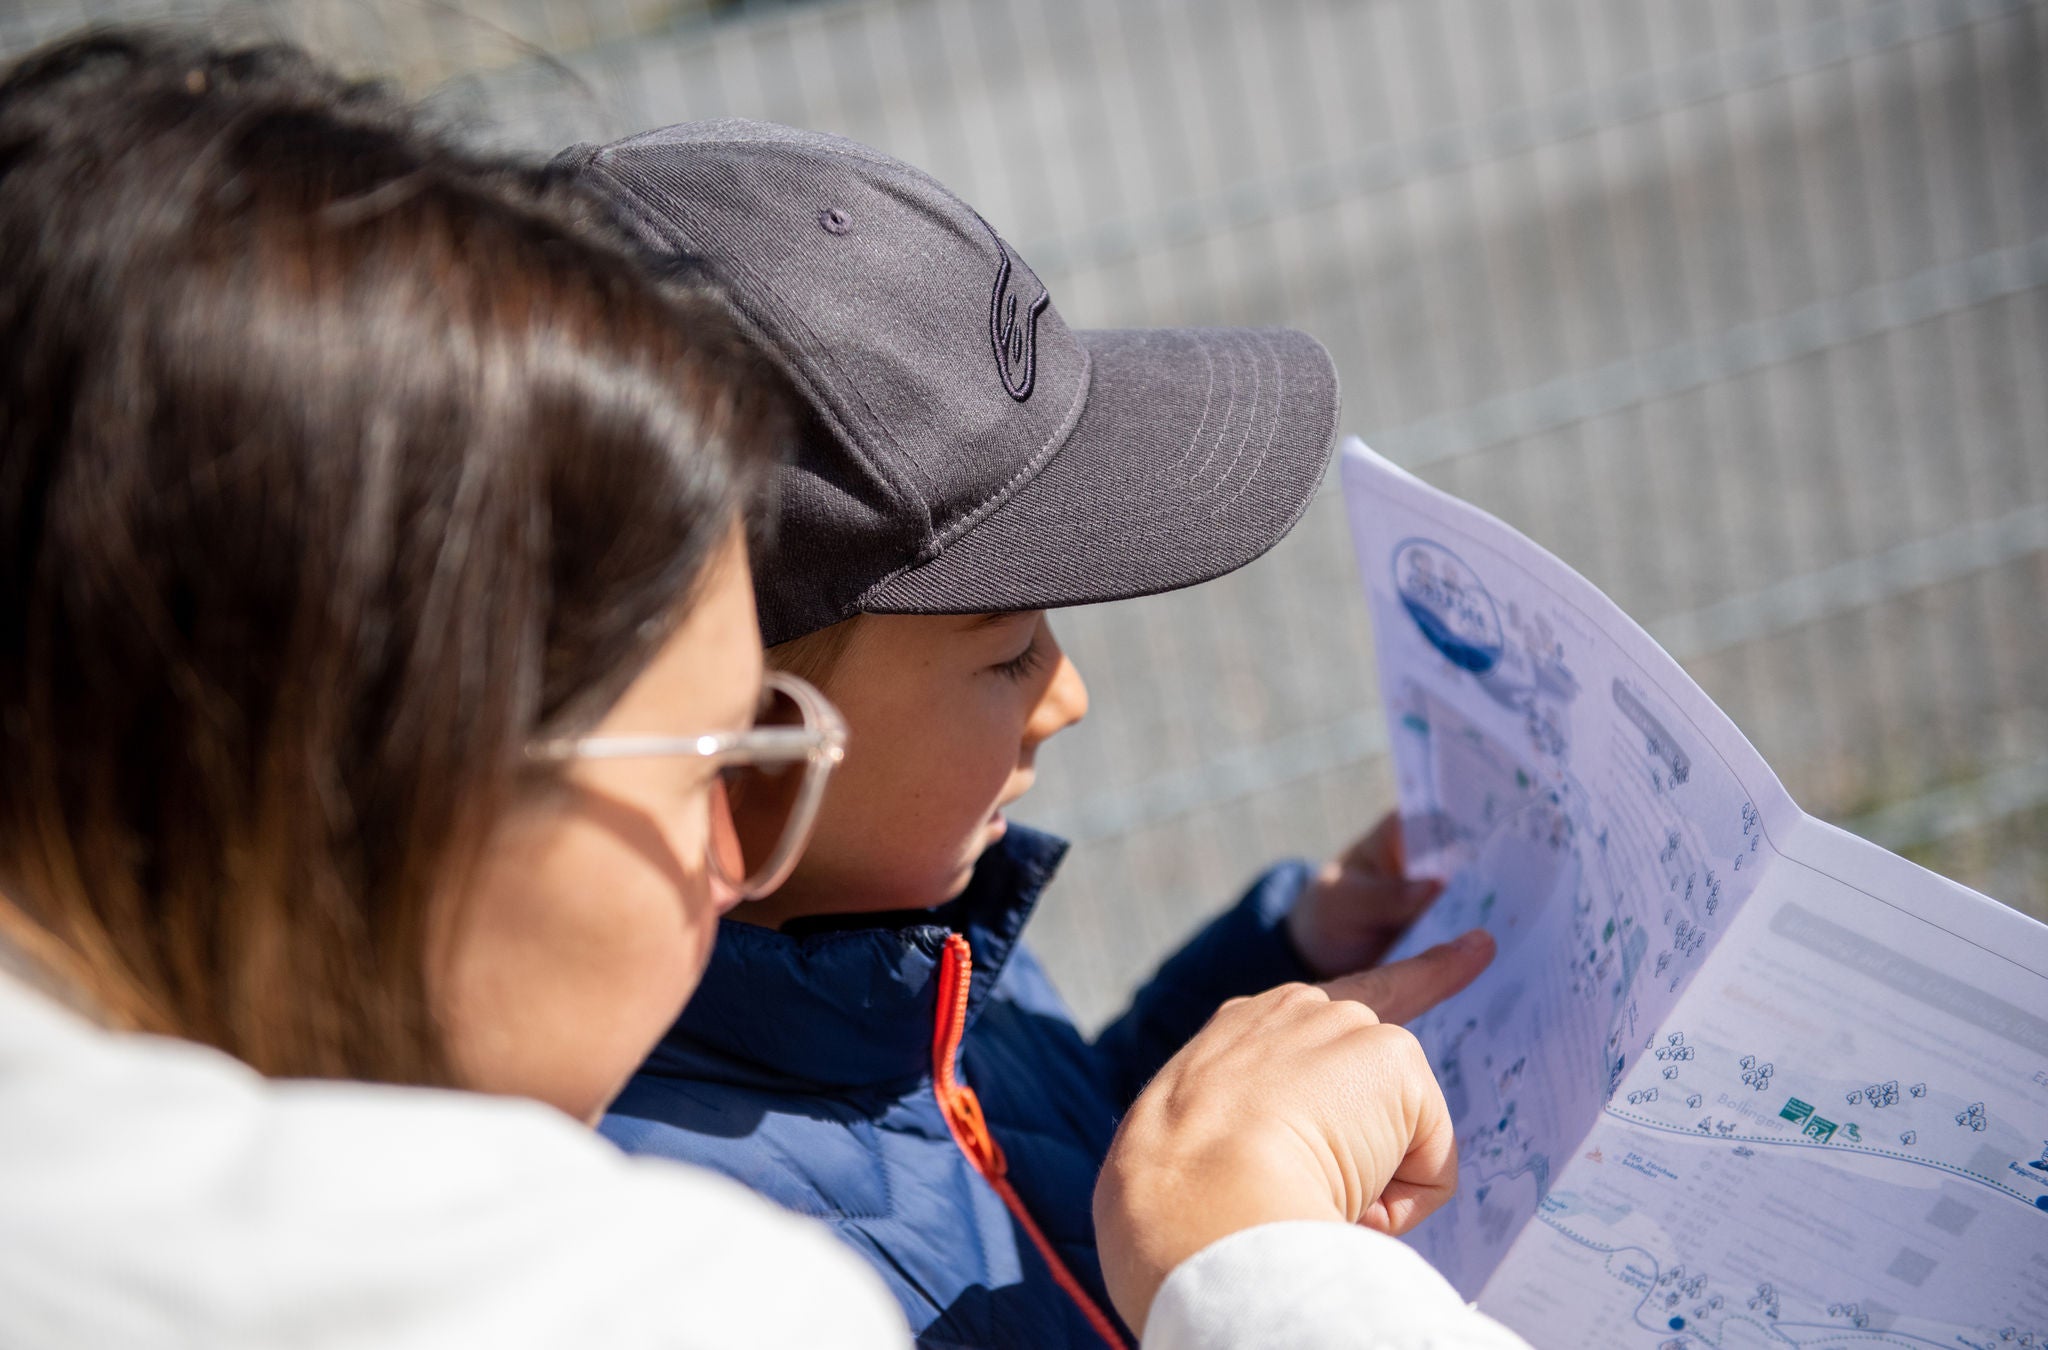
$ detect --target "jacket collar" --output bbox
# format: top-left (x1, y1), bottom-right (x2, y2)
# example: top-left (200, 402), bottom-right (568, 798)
top-left (639, 825), bottom-right (1068, 1092)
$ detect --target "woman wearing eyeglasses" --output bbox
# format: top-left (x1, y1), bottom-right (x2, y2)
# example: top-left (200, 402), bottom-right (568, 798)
top-left (0, 28), bottom-right (1524, 1350)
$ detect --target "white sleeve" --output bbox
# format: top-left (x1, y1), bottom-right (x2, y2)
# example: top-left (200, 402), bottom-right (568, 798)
top-left (0, 971), bottom-right (908, 1350)
top-left (1144, 1222), bottom-right (1532, 1350)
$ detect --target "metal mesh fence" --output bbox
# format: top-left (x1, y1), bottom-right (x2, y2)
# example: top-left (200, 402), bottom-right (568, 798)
top-left (5, 0), bottom-right (2042, 1028)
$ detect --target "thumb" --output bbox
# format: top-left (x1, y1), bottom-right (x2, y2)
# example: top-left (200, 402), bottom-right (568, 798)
top-left (1363, 1069), bottom-right (1460, 1236)
top-left (1320, 928), bottom-right (1495, 1024)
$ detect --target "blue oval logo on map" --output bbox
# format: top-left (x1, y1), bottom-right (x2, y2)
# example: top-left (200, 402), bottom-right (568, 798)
top-left (1393, 538), bottom-right (1504, 675)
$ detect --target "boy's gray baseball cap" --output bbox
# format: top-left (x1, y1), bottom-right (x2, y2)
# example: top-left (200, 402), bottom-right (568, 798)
top-left (564, 120), bottom-right (1339, 646)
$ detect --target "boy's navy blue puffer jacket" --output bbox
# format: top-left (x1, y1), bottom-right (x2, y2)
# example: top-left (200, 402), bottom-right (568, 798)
top-left (600, 825), bottom-right (1315, 1350)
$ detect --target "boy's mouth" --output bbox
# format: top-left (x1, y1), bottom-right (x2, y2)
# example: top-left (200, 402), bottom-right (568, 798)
top-left (987, 774), bottom-right (1033, 836)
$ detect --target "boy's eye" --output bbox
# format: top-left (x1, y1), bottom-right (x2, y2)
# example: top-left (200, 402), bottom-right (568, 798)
top-left (989, 636), bottom-right (1048, 682)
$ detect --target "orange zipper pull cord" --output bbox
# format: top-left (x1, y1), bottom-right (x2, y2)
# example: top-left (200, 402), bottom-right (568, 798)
top-left (930, 933), bottom-right (1129, 1349)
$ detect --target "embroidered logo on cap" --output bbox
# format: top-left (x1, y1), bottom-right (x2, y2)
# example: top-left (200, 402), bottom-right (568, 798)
top-left (983, 219), bottom-right (1048, 402)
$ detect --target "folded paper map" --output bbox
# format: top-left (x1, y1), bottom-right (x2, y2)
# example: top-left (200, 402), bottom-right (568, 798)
top-left (1342, 436), bottom-right (2048, 1347)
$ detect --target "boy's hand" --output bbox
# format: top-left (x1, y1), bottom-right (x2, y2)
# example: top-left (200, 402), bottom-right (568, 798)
top-left (1093, 931), bottom-right (1491, 1336)
top-left (1286, 811), bottom-right (1443, 979)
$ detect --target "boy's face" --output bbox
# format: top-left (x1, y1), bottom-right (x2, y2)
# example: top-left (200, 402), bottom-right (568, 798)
top-left (736, 610), bottom-right (1087, 925)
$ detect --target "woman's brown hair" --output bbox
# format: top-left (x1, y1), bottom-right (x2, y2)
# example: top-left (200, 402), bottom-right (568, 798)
top-left (0, 31), bottom-right (788, 1084)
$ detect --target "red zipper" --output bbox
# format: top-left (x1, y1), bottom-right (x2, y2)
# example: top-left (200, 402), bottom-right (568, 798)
top-left (931, 933), bottom-right (1129, 1349)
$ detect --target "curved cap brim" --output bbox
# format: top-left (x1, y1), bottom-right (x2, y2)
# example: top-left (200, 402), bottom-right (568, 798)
top-left (862, 326), bottom-right (1339, 615)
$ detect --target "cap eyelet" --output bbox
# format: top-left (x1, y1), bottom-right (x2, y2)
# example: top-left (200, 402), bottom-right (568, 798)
top-left (819, 207), bottom-right (852, 235)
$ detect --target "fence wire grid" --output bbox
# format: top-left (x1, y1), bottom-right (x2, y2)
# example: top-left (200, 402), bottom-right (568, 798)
top-left (4, 0), bottom-right (2043, 1028)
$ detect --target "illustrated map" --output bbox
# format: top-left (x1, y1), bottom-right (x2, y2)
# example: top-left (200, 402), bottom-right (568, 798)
top-left (1343, 438), bottom-right (2048, 1350)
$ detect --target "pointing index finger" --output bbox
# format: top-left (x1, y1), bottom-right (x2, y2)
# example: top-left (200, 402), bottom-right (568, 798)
top-left (1320, 928), bottom-right (1497, 1024)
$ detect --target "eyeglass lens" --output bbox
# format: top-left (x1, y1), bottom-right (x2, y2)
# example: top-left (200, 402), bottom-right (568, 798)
top-left (714, 681), bottom-right (814, 894)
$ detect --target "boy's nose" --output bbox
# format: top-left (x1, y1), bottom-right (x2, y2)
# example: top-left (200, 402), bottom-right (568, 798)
top-left (1024, 650), bottom-right (1088, 749)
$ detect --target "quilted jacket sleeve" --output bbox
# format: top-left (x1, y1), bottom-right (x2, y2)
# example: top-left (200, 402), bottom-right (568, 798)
top-left (1090, 861), bottom-right (1319, 1110)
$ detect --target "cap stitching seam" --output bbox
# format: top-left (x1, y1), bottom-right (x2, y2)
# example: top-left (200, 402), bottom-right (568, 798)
top-left (853, 343), bottom-right (1094, 608)
top-left (1212, 330), bottom-right (1286, 515)
top-left (626, 129), bottom-right (963, 204)
top-left (933, 342), bottom-right (1090, 548)
top-left (586, 150), bottom-right (943, 528)
top-left (1189, 335), bottom-right (1241, 484)
top-left (1169, 335), bottom-right (1219, 473)
top-left (1198, 331), bottom-right (1264, 508)
top-left (868, 329), bottom-right (1335, 581)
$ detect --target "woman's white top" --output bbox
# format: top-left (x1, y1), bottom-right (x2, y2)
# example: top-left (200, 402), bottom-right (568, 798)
top-left (1149, 1222), bottom-right (1533, 1350)
top-left (0, 965), bottom-right (1527, 1349)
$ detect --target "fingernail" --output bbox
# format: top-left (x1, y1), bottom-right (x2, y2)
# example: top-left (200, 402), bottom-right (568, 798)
top-left (1402, 880), bottom-right (1439, 902)
top-left (1449, 928), bottom-right (1490, 952)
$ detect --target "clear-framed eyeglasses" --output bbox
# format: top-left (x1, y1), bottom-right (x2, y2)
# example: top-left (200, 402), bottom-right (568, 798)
top-left (527, 670), bottom-right (849, 901)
